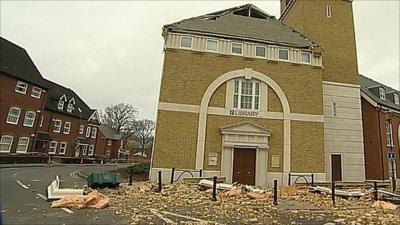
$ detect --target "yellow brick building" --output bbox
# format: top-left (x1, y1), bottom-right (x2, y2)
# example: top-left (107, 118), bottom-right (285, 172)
top-left (151, 1), bottom-right (365, 186)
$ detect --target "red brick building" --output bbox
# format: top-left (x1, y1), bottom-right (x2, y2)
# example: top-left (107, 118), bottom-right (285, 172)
top-left (0, 37), bottom-right (106, 159)
top-left (96, 125), bottom-right (124, 159)
top-left (361, 75), bottom-right (400, 180)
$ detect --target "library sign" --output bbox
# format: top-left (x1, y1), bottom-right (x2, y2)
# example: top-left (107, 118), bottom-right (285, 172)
top-left (229, 109), bottom-right (261, 117)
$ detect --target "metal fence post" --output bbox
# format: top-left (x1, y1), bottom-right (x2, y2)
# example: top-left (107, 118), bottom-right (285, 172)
top-left (170, 168), bottom-right (175, 184)
top-left (273, 179), bottom-right (278, 205)
top-left (157, 171), bottom-right (162, 192)
top-left (288, 173), bottom-right (291, 186)
top-left (128, 174), bottom-right (133, 186)
top-left (374, 181), bottom-right (378, 200)
top-left (199, 169), bottom-right (203, 178)
top-left (211, 176), bottom-right (217, 201)
top-left (331, 182), bottom-right (335, 206)
top-left (311, 174), bottom-right (315, 187)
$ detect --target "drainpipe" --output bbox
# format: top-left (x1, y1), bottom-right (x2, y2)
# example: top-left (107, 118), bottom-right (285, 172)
top-left (30, 89), bottom-right (47, 153)
top-left (377, 106), bottom-right (385, 180)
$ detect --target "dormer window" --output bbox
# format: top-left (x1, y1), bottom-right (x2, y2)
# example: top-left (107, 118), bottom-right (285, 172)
top-left (379, 87), bottom-right (386, 100)
top-left (67, 98), bottom-right (75, 113)
top-left (394, 93), bottom-right (399, 105)
top-left (58, 95), bottom-right (67, 110)
top-left (180, 36), bottom-right (193, 49)
top-left (231, 43), bottom-right (243, 55)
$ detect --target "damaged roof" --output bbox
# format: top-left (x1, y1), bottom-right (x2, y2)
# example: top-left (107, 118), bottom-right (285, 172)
top-left (163, 4), bottom-right (317, 48)
top-left (0, 37), bottom-right (48, 88)
top-left (360, 75), bottom-right (400, 111)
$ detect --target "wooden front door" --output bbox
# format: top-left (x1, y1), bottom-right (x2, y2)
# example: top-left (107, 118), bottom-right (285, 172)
top-left (233, 148), bottom-right (256, 185)
top-left (331, 154), bottom-right (342, 181)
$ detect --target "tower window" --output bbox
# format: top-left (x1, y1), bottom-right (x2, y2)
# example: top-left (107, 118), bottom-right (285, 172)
top-left (379, 87), bottom-right (386, 100)
top-left (326, 5), bottom-right (332, 18)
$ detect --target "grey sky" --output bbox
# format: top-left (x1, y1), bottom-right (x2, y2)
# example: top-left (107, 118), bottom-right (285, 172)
top-left (1, 1), bottom-right (399, 120)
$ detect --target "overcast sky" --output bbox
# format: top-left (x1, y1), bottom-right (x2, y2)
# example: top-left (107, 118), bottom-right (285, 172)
top-left (1, 1), bottom-right (399, 120)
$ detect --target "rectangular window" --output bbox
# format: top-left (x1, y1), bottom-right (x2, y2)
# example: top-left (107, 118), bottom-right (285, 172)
top-left (326, 5), bottom-right (332, 18)
top-left (86, 127), bottom-right (91, 137)
top-left (6, 107), bottom-right (21, 125)
top-left (79, 125), bottom-right (85, 134)
top-left (180, 36), bottom-right (193, 49)
top-left (15, 81), bottom-right (28, 94)
top-left (31, 86), bottom-right (42, 98)
top-left (394, 94), bottom-right (399, 105)
top-left (59, 142), bottom-right (67, 155)
top-left (0, 135), bottom-right (13, 153)
top-left (82, 145), bottom-right (88, 155)
top-left (233, 80), bottom-right (260, 110)
top-left (49, 141), bottom-right (57, 154)
top-left (58, 100), bottom-right (65, 110)
top-left (91, 127), bottom-right (97, 138)
top-left (88, 145), bottom-right (95, 156)
top-left (231, 42), bottom-right (243, 55)
top-left (379, 87), bottom-right (386, 100)
top-left (16, 137), bottom-right (29, 153)
top-left (63, 122), bottom-right (71, 134)
top-left (107, 140), bottom-right (112, 146)
top-left (23, 111), bottom-right (36, 127)
top-left (255, 46), bottom-right (266, 58)
top-left (67, 103), bottom-right (74, 113)
top-left (206, 39), bottom-right (218, 52)
top-left (386, 123), bottom-right (394, 147)
top-left (301, 52), bottom-right (311, 64)
top-left (278, 49), bottom-right (289, 61)
top-left (53, 120), bottom-right (62, 133)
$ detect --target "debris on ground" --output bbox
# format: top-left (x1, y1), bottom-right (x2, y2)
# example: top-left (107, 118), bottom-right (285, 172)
top-left (51, 191), bottom-right (109, 209)
top-left (198, 179), bottom-right (232, 190)
top-left (103, 181), bottom-right (400, 224)
top-left (373, 200), bottom-right (397, 210)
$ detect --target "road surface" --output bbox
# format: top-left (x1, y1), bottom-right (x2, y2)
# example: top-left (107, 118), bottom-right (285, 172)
top-left (0, 164), bottom-right (129, 225)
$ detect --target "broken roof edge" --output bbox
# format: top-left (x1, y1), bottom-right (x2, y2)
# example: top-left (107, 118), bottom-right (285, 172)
top-left (164, 28), bottom-right (316, 50)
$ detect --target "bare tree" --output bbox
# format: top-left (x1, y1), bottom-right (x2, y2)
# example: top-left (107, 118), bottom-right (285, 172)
top-left (130, 119), bottom-right (155, 156)
top-left (100, 103), bottom-right (137, 134)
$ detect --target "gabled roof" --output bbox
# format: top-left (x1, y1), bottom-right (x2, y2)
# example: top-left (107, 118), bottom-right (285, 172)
top-left (360, 75), bottom-right (400, 111)
top-left (99, 125), bottom-right (122, 140)
top-left (163, 4), bottom-right (317, 48)
top-left (0, 37), bottom-right (48, 88)
top-left (43, 78), bottom-right (99, 123)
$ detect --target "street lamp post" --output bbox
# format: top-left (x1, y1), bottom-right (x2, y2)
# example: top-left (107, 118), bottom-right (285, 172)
top-left (386, 112), bottom-right (397, 192)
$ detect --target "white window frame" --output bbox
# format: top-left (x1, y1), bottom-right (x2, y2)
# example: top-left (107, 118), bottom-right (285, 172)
top-left (63, 122), bottom-right (71, 134)
top-left (206, 39), bottom-right (218, 52)
top-left (49, 141), bottom-right (57, 154)
top-left (16, 137), bottom-right (29, 153)
top-left (301, 52), bottom-right (311, 64)
top-left (255, 45), bottom-right (267, 58)
top-left (326, 5), bottom-right (332, 18)
top-left (0, 135), bottom-right (13, 153)
top-left (394, 93), bottom-right (399, 105)
top-left (59, 142), bottom-right (67, 155)
top-left (81, 144), bottom-right (88, 155)
top-left (379, 87), bottom-right (386, 100)
top-left (39, 116), bottom-right (44, 127)
top-left (233, 79), bottom-right (260, 110)
top-left (91, 127), bottom-right (97, 138)
top-left (386, 122), bottom-right (394, 147)
top-left (31, 86), bottom-right (42, 98)
top-left (67, 98), bottom-right (75, 113)
top-left (86, 127), bottom-right (91, 138)
top-left (278, 48), bottom-right (289, 61)
top-left (231, 42), bottom-right (243, 55)
top-left (79, 125), bottom-right (85, 134)
top-left (58, 95), bottom-right (67, 110)
top-left (23, 111), bottom-right (36, 127)
top-left (15, 81), bottom-right (28, 94)
top-left (180, 36), bottom-right (193, 49)
top-left (53, 120), bottom-right (62, 133)
top-left (88, 145), bottom-right (94, 156)
top-left (107, 140), bottom-right (112, 146)
top-left (6, 107), bottom-right (21, 125)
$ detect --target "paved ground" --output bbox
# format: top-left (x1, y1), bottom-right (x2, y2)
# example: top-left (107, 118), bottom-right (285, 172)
top-left (0, 164), bottom-right (130, 225)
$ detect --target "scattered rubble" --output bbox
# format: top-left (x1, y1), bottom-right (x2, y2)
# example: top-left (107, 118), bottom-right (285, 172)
top-left (103, 181), bottom-right (400, 224)
top-left (51, 191), bottom-right (109, 209)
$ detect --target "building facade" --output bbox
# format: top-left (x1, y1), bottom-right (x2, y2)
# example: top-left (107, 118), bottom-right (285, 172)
top-left (0, 37), bottom-right (105, 159)
top-left (361, 75), bottom-right (400, 181)
top-left (96, 125), bottom-right (124, 159)
top-left (151, 1), bottom-right (365, 186)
